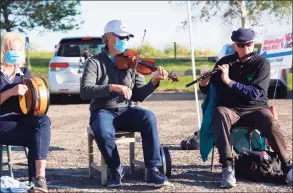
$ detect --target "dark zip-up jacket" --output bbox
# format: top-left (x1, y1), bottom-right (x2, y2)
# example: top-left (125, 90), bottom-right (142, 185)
top-left (80, 52), bottom-right (159, 111)
top-left (200, 53), bottom-right (270, 108)
top-left (0, 67), bottom-right (31, 115)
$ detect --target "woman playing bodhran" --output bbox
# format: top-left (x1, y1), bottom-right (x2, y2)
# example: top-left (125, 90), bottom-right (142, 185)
top-left (0, 32), bottom-right (51, 193)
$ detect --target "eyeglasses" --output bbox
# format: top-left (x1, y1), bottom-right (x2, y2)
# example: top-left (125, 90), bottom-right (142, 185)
top-left (235, 41), bottom-right (254, 48)
top-left (112, 33), bottom-right (130, 41)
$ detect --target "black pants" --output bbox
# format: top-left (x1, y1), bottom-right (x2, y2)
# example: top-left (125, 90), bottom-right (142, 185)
top-left (0, 115), bottom-right (51, 181)
top-left (212, 106), bottom-right (290, 166)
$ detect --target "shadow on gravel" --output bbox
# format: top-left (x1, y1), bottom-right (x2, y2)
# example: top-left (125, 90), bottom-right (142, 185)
top-left (162, 144), bottom-right (183, 151)
top-left (7, 167), bottom-right (166, 191)
top-left (172, 169), bottom-right (222, 189)
top-left (8, 146), bottom-right (65, 152)
top-left (49, 146), bottom-right (66, 151)
top-left (172, 164), bottom-right (221, 170)
top-left (45, 167), bottom-right (167, 191)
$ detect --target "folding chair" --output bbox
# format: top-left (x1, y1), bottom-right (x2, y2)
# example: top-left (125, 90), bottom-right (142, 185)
top-left (210, 127), bottom-right (269, 171)
top-left (0, 145), bottom-right (28, 178)
top-left (87, 126), bottom-right (172, 185)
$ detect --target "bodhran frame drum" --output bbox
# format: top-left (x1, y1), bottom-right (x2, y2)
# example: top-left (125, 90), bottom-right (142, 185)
top-left (19, 77), bottom-right (50, 116)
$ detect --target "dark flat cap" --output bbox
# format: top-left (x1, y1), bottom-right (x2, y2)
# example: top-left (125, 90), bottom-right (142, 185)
top-left (231, 28), bottom-right (255, 42)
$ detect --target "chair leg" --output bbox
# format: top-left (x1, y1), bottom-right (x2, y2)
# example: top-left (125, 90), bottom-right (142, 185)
top-left (0, 145), bottom-right (3, 177)
top-left (211, 141), bottom-right (215, 172)
top-left (6, 145), bottom-right (13, 178)
top-left (129, 142), bottom-right (135, 176)
top-left (88, 134), bottom-right (94, 179)
top-left (24, 147), bottom-right (29, 159)
top-left (101, 155), bottom-right (107, 186)
top-left (230, 135), bottom-right (235, 170)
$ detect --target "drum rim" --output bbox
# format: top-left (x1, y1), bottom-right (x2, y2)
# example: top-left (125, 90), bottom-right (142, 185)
top-left (25, 78), bottom-right (36, 116)
top-left (40, 77), bottom-right (50, 115)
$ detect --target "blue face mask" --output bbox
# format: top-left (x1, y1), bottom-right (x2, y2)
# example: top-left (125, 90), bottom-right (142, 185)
top-left (115, 39), bottom-right (128, 53)
top-left (4, 50), bottom-right (24, 65)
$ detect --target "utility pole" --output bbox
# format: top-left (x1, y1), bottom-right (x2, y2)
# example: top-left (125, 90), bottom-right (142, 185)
top-left (187, 1), bottom-right (201, 128)
top-left (25, 36), bottom-right (31, 70)
top-left (174, 42), bottom-right (177, 59)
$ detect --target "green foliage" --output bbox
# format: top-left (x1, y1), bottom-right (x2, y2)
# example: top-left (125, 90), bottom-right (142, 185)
top-left (131, 43), bottom-right (216, 58)
top-left (175, 1), bottom-right (292, 28)
top-left (0, 0), bottom-right (83, 33)
top-left (131, 43), bottom-right (164, 57)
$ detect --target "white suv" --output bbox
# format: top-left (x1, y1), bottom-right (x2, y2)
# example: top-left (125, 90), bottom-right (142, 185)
top-left (48, 37), bottom-right (105, 103)
top-left (209, 43), bottom-right (288, 99)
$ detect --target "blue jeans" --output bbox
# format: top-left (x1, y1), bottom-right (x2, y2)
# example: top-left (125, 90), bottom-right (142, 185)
top-left (90, 106), bottom-right (161, 169)
top-left (0, 115), bottom-right (51, 181)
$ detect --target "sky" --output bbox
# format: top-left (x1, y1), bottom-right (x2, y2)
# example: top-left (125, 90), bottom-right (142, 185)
top-left (27, 1), bottom-right (292, 54)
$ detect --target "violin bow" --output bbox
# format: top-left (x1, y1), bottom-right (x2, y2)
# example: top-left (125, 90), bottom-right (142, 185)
top-left (133, 29), bottom-right (147, 71)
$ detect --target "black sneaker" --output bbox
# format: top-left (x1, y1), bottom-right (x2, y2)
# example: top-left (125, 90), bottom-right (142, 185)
top-left (146, 167), bottom-right (170, 187)
top-left (107, 165), bottom-right (125, 188)
top-left (29, 176), bottom-right (48, 193)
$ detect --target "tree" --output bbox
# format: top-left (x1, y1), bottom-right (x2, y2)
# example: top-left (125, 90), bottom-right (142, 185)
top-left (0, 0), bottom-right (84, 33)
top-left (176, 1), bottom-right (292, 29)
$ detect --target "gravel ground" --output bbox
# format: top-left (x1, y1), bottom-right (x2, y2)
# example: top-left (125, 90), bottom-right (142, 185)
top-left (2, 98), bottom-right (292, 192)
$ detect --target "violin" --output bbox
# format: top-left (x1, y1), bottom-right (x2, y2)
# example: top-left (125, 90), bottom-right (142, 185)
top-left (115, 49), bottom-right (179, 82)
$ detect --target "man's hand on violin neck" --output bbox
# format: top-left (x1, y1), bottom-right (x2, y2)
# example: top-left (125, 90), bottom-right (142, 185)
top-left (109, 84), bottom-right (132, 100)
top-left (151, 66), bottom-right (168, 85)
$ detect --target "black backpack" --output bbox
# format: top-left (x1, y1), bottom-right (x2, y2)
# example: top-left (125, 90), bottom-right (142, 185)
top-left (234, 149), bottom-right (286, 184)
top-left (180, 131), bottom-right (200, 150)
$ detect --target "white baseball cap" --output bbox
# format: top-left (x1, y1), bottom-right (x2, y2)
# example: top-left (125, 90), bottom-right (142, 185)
top-left (104, 20), bottom-right (134, 37)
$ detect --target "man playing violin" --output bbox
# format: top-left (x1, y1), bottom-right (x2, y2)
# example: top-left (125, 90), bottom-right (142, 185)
top-left (199, 28), bottom-right (292, 188)
top-left (0, 32), bottom-right (51, 192)
top-left (80, 19), bottom-right (170, 188)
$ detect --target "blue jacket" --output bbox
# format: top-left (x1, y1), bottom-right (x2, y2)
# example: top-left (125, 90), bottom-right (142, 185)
top-left (199, 84), bottom-right (218, 162)
top-left (199, 83), bottom-right (267, 162)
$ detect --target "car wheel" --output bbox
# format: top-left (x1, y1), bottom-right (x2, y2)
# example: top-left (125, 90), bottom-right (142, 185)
top-left (268, 86), bottom-right (288, 99)
top-left (277, 87), bottom-right (287, 99)
top-left (50, 94), bottom-right (63, 104)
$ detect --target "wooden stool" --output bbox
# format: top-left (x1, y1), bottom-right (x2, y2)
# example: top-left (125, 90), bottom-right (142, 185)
top-left (87, 127), bottom-right (143, 185)
top-left (0, 145), bottom-right (28, 178)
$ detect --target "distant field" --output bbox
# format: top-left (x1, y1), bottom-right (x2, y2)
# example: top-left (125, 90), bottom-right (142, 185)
top-left (29, 51), bottom-right (292, 91)
top-left (30, 51), bottom-right (53, 74)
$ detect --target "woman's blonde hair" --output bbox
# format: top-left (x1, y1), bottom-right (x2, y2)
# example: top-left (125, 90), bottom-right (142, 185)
top-left (0, 32), bottom-right (26, 67)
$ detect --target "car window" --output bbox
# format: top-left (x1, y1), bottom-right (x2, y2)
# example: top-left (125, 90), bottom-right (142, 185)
top-left (218, 44), bottom-right (235, 59)
top-left (254, 43), bottom-right (262, 54)
top-left (56, 38), bottom-right (104, 57)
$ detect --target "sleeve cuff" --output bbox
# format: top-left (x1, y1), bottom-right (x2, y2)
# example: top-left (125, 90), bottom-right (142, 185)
top-left (229, 81), bottom-right (236, 88)
top-left (148, 79), bottom-right (160, 90)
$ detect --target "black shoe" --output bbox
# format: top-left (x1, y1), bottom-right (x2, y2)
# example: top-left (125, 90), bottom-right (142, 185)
top-left (146, 167), bottom-right (170, 187)
top-left (29, 176), bottom-right (48, 193)
top-left (107, 165), bottom-right (125, 188)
